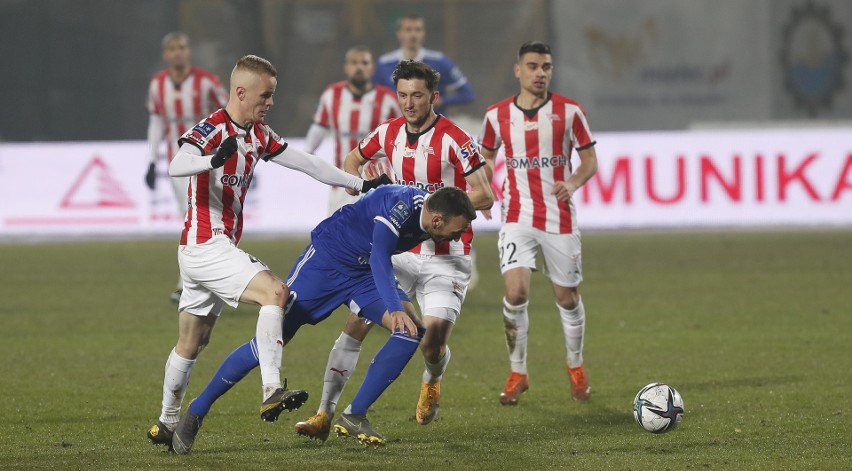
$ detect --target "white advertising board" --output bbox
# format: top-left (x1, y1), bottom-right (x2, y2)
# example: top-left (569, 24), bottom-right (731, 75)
top-left (1, 129), bottom-right (850, 240)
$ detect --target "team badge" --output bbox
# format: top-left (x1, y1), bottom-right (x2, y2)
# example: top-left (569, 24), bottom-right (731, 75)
top-left (389, 201), bottom-right (412, 228)
top-left (191, 121), bottom-right (216, 138)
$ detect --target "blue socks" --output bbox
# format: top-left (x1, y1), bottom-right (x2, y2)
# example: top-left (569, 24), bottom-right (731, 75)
top-left (350, 329), bottom-right (423, 415)
top-left (189, 339), bottom-right (260, 416)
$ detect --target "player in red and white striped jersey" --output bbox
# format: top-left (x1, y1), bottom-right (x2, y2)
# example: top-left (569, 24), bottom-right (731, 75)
top-left (145, 33), bottom-right (228, 302)
top-left (293, 60), bottom-right (494, 439)
top-left (479, 42), bottom-right (598, 405)
top-left (304, 46), bottom-right (400, 214)
top-left (147, 55), bottom-right (391, 450)
top-left (145, 33), bottom-right (228, 207)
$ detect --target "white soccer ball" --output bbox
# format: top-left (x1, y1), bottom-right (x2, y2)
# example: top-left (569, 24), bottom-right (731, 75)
top-left (633, 383), bottom-right (684, 433)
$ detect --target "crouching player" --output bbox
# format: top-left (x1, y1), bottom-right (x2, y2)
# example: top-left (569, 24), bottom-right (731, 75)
top-left (169, 185), bottom-right (476, 453)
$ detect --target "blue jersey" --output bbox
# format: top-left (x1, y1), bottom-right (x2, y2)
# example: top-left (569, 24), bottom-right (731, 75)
top-left (373, 48), bottom-right (475, 115)
top-left (281, 185), bottom-right (429, 337)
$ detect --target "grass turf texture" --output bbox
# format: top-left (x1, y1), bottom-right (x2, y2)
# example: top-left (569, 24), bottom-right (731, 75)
top-left (1, 230), bottom-right (849, 470)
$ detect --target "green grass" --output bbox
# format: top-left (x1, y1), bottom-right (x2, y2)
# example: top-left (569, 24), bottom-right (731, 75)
top-left (1, 230), bottom-right (850, 470)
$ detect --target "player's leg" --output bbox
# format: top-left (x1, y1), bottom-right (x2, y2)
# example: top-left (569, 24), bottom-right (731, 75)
top-left (295, 312), bottom-right (373, 441)
top-left (415, 313), bottom-right (454, 424)
top-left (240, 270), bottom-right (290, 400)
top-left (497, 223), bottom-right (538, 405)
top-left (168, 240), bottom-right (296, 454)
top-left (148, 288), bottom-right (220, 449)
top-left (541, 230), bottom-right (590, 401)
top-left (334, 299), bottom-right (423, 446)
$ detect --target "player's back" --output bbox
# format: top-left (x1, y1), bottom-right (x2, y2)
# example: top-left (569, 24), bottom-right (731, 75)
top-left (310, 185), bottom-right (428, 270)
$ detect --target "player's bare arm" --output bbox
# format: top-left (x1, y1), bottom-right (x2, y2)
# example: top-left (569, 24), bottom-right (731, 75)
top-left (343, 148), bottom-right (369, 195)
top-left (464, 166), bottom-right (495, 211)
top-left (553, 146), bottom-right (598, 201)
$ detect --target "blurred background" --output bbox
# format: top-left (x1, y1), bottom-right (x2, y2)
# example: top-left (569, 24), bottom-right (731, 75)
top-left (0, 0), bottom-right (850, 237)
top-left (2, 0), bottom-right (851, 141)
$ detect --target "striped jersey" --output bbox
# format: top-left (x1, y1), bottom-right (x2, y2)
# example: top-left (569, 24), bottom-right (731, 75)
top-left (312, 82), bottom-right (399, 168)
top-left (479, 93), bottom-right (596, 234)
top-left (177, 109), bottom-right (287, 246)
top-left (358, 115), bottom-right (485, 255)
top-left (146, 67), bottom-right (228, 162)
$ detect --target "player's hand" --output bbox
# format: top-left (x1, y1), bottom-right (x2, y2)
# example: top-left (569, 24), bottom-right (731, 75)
top-left (551, 180), bottom-right (577, 202)
top-left (480, 209), bottom-right (492, 220)
top-left (390, 310), bottom-right (419, 338)
top-left (145, 162), bottom-right (157, 190)
top-left (210, 136), bottom-right (238, 169)
top-left (360, 174), bottom-right (393, 194)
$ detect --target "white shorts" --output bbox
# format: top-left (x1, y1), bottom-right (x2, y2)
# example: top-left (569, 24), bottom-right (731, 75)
top-left (327, 188), bottom-right (361, 215)
top-left (177, 236), bottom-right (270, 316)
top-left (498, 223), bottom-right (583, 288)
top-left (392, 252), bottom-right (471, 323)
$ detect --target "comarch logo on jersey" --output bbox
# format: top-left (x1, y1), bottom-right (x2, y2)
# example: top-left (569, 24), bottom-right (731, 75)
top-left (506, 155), bottom-right (568, 170)
top-left (220, 174), bottom-right (253, 187)
top-left (400, 180), bottom-right (445, 193)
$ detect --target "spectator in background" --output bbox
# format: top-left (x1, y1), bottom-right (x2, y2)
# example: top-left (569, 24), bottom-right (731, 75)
top-left (144, 32), bottom-right (228, 303)
top-left (373, 13), bottom-right (474, 116)
top-left (305, 45), bottom-right (400, 214)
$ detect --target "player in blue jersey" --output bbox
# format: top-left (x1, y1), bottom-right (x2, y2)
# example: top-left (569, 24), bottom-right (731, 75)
top-left (373, 13), bottom-right (474, 116)
top-left (168, 185), bottom-right (476, 453)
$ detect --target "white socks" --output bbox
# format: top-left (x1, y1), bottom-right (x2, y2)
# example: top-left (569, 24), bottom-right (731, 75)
top-left (558, 298), bottom-right (586, 368)
top-left (423, 345), bottom-right (451, 384)
top-left (256, 305), bottom-right (284, 399)
top-left (159, 348), bottom-right (195, 426)
top-left (502, 298), bottom-right (529, 375)
top-left (319, 333), bottom-right (362, 415)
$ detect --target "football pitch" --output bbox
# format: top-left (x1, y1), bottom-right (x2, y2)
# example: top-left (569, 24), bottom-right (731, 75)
top-left (1, 229), bottom-right (849, 470)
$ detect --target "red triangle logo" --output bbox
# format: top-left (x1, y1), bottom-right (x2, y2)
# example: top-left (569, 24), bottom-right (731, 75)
top-left (60, 156), bottom-right (136, 209)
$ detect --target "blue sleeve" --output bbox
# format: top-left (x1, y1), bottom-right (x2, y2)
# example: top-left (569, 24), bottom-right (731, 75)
top-left (372, 62), bottom-right (395, 90)
top-left (437, 56), bottom-right (475, 107)
top-left (369, 219), bottom-right (404, 313)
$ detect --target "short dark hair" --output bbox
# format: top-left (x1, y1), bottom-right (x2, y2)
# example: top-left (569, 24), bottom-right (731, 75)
top-left (518, 41), bottom-right (552, 61)
top-left (426, 187), bottom-right (476, 222)
top-left (396, 13), bottom-right (424, 30)
top-left (392, 60), bottom-right (440, 92)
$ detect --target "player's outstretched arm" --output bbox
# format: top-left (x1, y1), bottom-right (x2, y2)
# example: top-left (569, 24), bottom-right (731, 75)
top-left (267, 146), bottom-right (363, 192)
top-left (168, 139), bottom-right (233, 177)
top-left (342, 148), bottom-right (371, 196)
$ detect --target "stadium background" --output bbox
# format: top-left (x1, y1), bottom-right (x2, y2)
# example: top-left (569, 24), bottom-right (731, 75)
top-left (1, 2), bottom-right (851, 468)
top-left (2, 0), bottom-right (851, 142)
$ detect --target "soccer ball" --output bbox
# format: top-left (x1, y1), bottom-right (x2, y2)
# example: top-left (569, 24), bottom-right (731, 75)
top-left (633, 383), bottom-right (684, 433)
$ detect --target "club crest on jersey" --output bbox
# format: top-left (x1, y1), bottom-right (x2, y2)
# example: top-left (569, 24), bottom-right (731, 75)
top-left (390, 201), bottom-right (412, 227)
top-left (422, 145), bottom-right (434, 156)
top-left (458, 140), bottom-right (478, 161)
top-left (191, 122), bottom-right (216, 138)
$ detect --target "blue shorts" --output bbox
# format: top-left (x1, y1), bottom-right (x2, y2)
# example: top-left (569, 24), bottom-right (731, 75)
top-left (282, 244), bottom-right (409, 339)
